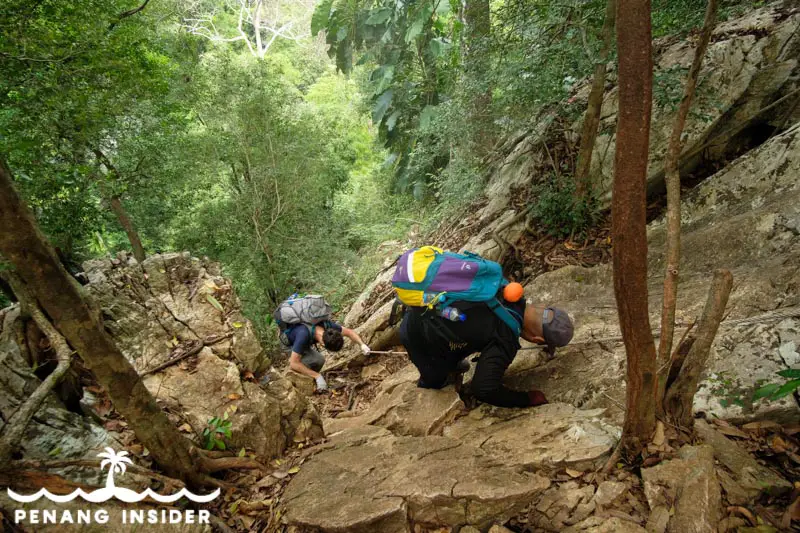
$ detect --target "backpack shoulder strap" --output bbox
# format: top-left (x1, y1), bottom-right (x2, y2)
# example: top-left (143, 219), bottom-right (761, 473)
top-left (487, 298), bottom-right (523, 337)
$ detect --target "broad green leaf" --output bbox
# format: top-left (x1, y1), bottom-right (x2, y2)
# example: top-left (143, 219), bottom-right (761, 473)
top-left (428, 38), bottom-right (450, 57)
top-left (373, 89), bottom-right (393, 124)
top-left (777, 368), bottom-right (800, 379)
top-left (232, 322), bottom-right (244, 328)
top-left (311, 0), bottom-right (334, 35)
top-left (365, 8), bottom-right (392, 25)
top-left (386, 111), bottom-right (400, 131)
top-left (769, 378), bottom-right (800, 400)
top-left (206, 294), bottom-right (224, 312)
top-left (405, 4), bottom-right (433, 43)
top-left (218, 441), bottom-right (227, 451)
top-left (753, 383), bottom-right (779, 401)
top-left (419, 105), bottom-right (437, 128)
top-left (288, 466), bottom-right (300, 474)
top-left (238, 448), bottom-right (246, 457)
top-left (336, 26), bottom-right (348, 42)
top-left (435, 0), bottom-right (450, 15)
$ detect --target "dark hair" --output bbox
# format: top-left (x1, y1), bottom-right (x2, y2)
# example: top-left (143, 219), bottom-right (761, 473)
top-left (322, 328), bottom-right (344, 352)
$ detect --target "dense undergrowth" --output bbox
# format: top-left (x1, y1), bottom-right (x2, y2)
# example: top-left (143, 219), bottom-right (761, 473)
top-left (0, 0), bottom-right (760, 349)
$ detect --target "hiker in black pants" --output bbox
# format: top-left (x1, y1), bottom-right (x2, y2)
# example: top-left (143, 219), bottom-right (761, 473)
top-left (399, 298), bottom-right (574, 407)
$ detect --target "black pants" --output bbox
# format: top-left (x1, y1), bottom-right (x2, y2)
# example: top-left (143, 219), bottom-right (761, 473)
top-left (399, 311), bottom-right (469, 388)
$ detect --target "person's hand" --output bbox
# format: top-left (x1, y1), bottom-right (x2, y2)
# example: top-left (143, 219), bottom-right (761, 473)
top-left (528, 390), bottom-right (548, 406)
top-left (360, 343), bottom-right (371, 356)
top-left (315, 375), bottom-right (328, 391)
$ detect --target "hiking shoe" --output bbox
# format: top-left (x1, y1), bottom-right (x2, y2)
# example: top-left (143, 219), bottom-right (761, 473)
top-left (455, 358), bottom-right (470, 374)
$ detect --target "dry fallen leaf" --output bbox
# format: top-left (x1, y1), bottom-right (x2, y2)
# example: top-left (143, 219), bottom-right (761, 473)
top-left (228, 393), bottom-right (241, 401)
top-left (716, 425), bottom-right (750, 439)
top-left (566, 468), bottom-right (583, 478)
top-left (287, 466), bottom-right (300, 474)
top-left (271, 471), bottom-right (288, 479)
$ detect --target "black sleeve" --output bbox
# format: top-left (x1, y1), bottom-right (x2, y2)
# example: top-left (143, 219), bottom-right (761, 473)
top-left (470, 341), bottom-right (531, 408)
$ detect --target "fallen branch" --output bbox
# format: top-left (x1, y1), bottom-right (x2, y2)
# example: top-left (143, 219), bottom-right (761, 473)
top-left (141, 341), bottom-right (204, 376)
top-left (192, 448), bottom-right (267, 473)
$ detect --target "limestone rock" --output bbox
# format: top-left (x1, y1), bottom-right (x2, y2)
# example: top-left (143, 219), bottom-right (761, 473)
top-left (285, 370), bottom-right (316, 396)
top-left (143, 351), bottom-right (322, 457)
top-left (695, 420), bottom-right (791, 500)
top-left (444, 403), bottom-right (620, 470)
top-left (641, 445), bottom-right (721, 533)
top-left (594, 481), bottom-right (628, 507)
top-left (515, 123), bottom-right (800, 425)
top-left (84, 252), bottom-right (268, 373)
top-left (564, 517), bottom-right (647, 533)
top-left (488, 526), bottom-right (515, 533)
top-left (325, 381), bottom-right (463, 437)
top-left (283, 433), bottom-right (550, 532)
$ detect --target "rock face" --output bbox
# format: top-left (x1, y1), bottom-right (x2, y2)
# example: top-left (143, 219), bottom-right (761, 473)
top-left (84, 252), bottom-right (267, 374)
top-left (444, 404), bottom-right (619, 471)
top-left (284, 382), bottom-right (618, 532)
top-left (1, 253), bottom-right (323, 467)
top-left (283, 428), bottom-right (551, 533)
top-left (513, 122), bottom-right (800, 424)
top-left (641, 445), bottom-right (721, 533)
top-left (84, 252), bottom-right (323, 458)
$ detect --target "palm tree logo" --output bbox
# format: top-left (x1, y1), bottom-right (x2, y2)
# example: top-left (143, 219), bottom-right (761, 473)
top-left (97, 447), bottom-right (133, 491)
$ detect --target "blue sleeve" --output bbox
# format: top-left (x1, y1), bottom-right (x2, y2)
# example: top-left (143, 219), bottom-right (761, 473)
top-left (326, 321), bottom-right (343, 332)
top-left (291, 326), bottom-right (310, 354)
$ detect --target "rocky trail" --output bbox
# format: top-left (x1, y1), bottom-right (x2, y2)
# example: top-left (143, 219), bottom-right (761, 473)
top-left (2, 3), bottom-right (800, 532)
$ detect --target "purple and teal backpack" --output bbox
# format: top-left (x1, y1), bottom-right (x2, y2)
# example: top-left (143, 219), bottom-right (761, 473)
top-left (391, 246), bottom-right (522, 336)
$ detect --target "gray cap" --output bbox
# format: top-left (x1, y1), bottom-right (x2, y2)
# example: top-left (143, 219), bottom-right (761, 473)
top-left (541, 307), bottom-right (574, 355)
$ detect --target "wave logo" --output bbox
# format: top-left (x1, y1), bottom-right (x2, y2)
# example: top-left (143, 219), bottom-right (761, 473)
top-left (8, 447), bottom-right (220, 504)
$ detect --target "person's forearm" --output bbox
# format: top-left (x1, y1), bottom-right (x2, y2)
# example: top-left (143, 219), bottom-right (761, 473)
top-left (346, 330), bottom-right (365, 346)
top-left (289, 358), bottom-right (319, 378)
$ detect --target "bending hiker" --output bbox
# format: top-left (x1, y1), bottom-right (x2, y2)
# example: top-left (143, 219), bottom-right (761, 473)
top-left (274, 295), bottom-right (371, 391)
top-left (392, 246), bottom-right (574, 407)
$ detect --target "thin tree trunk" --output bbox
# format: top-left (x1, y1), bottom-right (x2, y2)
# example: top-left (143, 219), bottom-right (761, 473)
top-left (108, 195), bottom-right (146, 263)
top-left (574, 0), bottom-right (616, 200)
top-left (663, 269), bottom-right (732, 430)
top-left (0, 157), bottom-right (204, 486)
top-left (611, 0), bottom-right (657, 463)
top-left (656, 0), bottom-right (719, 412)
top-left (464, 0), bottom-right (492, 152)
top-left (0, 274), bottom-right (72, 465)
top-left (92, 148), bottom-right (146, 263)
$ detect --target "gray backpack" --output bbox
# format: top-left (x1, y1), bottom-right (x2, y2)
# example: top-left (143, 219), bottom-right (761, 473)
top-left (273, 295), bottom-right (332, 332)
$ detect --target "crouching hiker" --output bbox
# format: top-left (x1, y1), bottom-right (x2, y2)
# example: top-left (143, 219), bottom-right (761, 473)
top-left (274, 294), bottom-right (371, 392)
top-left (392, 246), bottom-right (574, 407)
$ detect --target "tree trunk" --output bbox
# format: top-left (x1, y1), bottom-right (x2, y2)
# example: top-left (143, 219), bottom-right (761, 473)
top-left (92, 148), bottom-right (146, 263)
top-left (0, 157), bottom-right (204, 486)
top-left (464, 0), bottom-right (493, 153)
top-left (663, 269), bottom-right (732, 430)
top-left (108, 195), bottom-right (146, 263)
top-left (574, 0), bottom-right (616, 200)
top-left (656, 0), bottom-right (719, 411)
top-left (611, 0), bottom-right (657, 463)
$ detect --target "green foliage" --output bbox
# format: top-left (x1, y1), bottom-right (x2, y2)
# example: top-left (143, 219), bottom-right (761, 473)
top-left (753, 369), bottom-right (800, 403)
top-left (528, 177), bottom-right (599, 239)
top-left (202, 410), bottom-right (233, 451)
